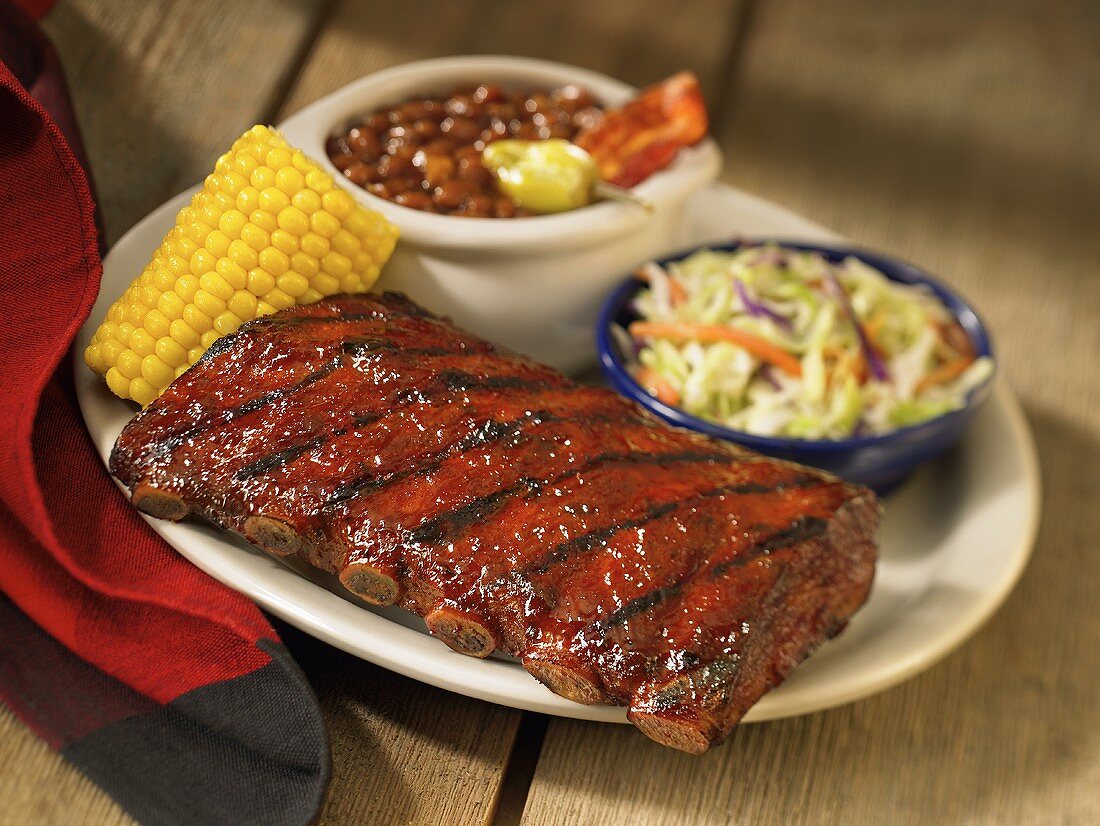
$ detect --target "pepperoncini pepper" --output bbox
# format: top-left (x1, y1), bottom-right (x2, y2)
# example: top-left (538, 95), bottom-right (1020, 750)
top-left (481, 139), bottom-right (600, 214)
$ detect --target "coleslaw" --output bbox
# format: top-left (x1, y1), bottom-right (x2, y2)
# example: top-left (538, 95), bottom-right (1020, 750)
top-left (622, 244), bottom-right (993, 440)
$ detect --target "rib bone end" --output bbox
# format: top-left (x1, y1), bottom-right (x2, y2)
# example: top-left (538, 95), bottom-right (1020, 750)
top-left (523, 657), bottom-right (605, 705)
top-left (244, 516), bottom-right (303, 557)
top-left (131, 484), bottom-right (188, 521)
top-left (340, 561), bottom-right (400, 606)
top-left (627, 709), bottom-right (714, 755)
top-left (424, 606), bottom-right (497, 658)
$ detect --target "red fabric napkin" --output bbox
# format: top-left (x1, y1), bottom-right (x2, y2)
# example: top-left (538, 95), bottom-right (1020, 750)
top-left (0, 3), bottom-right (329, 822)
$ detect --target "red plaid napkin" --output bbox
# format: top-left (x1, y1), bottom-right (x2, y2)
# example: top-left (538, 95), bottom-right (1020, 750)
top-left (0, 3), bottom-right (329, 822)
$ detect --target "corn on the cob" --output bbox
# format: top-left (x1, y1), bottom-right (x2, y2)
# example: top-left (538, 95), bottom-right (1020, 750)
top-left (85, 124), bottom-right (398, 406)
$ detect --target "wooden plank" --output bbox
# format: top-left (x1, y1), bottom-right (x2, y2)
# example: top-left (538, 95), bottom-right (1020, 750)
top-left (280, 0), bottom-right (745, 119)
top-left (276, 624), bottom-right (521, 826)
top-left (0, 705), bottom-right (133, 826)
top-left (522, 0), bottom-right (1100, 824)
top-left (41, 0), bottom-right (327, 244)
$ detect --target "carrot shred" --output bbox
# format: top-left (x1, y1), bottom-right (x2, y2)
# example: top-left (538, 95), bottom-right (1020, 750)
top-left (933, 319), bottom-right (976, 360)
top-left (629, 320), bottom-right (803, 377)
top-left (915, 356), bottom-right (974, 394)
top-left (863, 311), bottom-right (887, 345)
top-left (634, 267), bottom-right (687, 306)
top-left (634, 365), bottom-right (681, 406)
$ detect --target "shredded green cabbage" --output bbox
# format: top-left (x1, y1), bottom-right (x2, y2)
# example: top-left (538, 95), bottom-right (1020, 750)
top-left (629, 244), bottom-right (993, 439)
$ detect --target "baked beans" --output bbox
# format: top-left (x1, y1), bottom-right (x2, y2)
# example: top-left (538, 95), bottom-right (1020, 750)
top-left (326, 84), bottom-right (603, 218)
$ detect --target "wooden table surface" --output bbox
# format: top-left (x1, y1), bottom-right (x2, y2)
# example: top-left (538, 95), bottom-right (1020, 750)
top-left (2, 1), bottom-right (1098, 823)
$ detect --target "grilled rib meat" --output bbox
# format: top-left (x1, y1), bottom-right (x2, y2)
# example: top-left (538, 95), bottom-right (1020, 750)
top-left (111, 292), bottom-right (880, 753)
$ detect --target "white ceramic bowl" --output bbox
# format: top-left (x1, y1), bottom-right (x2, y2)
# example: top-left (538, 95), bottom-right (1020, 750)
top-left (279, 55), bottom-right (722, 373)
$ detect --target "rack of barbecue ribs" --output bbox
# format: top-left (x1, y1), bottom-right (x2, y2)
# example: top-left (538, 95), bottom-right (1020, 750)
top-left (111, 292), bottom-right (879, 753)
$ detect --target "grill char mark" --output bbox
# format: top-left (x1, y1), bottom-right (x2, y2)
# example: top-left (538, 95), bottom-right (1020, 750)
top-left (407, 449), bottom-right (732, 549)
top-left (597, 513), bottom-right (830, 632)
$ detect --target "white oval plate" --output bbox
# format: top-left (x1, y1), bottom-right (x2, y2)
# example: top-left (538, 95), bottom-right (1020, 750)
top-left (75, 183), bottom-right (1040, 723)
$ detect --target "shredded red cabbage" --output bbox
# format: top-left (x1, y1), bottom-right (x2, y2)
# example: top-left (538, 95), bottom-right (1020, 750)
top-left (733, 277), bottom-right (793, 332)
top-left (759, 364), bottom-right (783, 390)
top-left (824, 271), bottom-right (890, 382)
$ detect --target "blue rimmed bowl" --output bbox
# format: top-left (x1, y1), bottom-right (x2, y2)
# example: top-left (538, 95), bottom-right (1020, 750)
top-left (596, 240), bottom-right (996, 493)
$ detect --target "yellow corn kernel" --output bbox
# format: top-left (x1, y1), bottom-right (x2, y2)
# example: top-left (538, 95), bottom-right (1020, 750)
top-left (141, 355), bottom-right (174, 388)
top-left (236, 186), bottom-right (261, 215)
top-left (157, 291), bottom-right (186, 320)
top-left (129, 329), bottom-right (156, 358)
top-left (116, 349), bottom-right (143, 380)
top-left (228, 290), bottom-right (258, 319)
top-left (198, 201), bottom-right (222, 228)
top-left (129, 378), bottom-right (158, 407)
top-left (126, 303), bottom-right (149, 327)
top-left (247, 268), bottom-right (275, 296)
top-left (105, 367), bottom-right (129, 398)
top-left (311, 272), bottom-right (339, 294)
top-left (310, 210), bottom-right (340, 239)
top-left (228, 239), bottom-right (259, 271)
top-left (321, 251), bottom-right (351, 278)
top-left (199, 271), bottom-right (234, 302)
top-left (277, 205), bottom-right (310, 236)
top-left (155, 337), bottom-right (188, 368)
top-left (174, 274), bottom-right (199, 303)
top-left (291, 189), bottom-right (321, 215)
top-left (216, 258), bottom-right (248, 290)
top-left (84, 124), bottom-right (397, 404)
top-left (265, 288), bottom-right (295, 311)
top-left (190, 248), bottom-right (216, 277)
top-left (277, 271), bottom-right (309, 298)
top-left (292, 252), bottom-right (319, 279)
top-left (259, 187), bottom-right (290, 214)
top-left (322, 189), bottom-right (355, 220)
top-left (270, 229), bottom-right (299, 256)
top-left (331, 227), bottom-right (360, 255)
top-left (152, 265), bottom-right (176, 292)
top-left (170, 319), bottom-right (200, 349)
top-left (116, 321), bottom-right (135, 346)
top-left (231, 152), bottom-right (258, 178)
top-left (183, 304), bottom-right (213, 331)
top-left (304, 168), bottom-right (332, 194)
top-left (85, 342), bottom-right (105, 372)
top-left (265, 147), bottom-right (292, 171)
top-left (258, 247), bottom-right (289, 277)
top-left (249, 208), bottom-right (278, 235)
top-left (300, 232), bottom-right (329, 258)
top-left (95, 320), bottom-right (118, 343)
top-left (250, 166), bottom-right (276, 190)
top-left (214, 310), bottom-right (242, 335)
top-left (275, 166), bottom-right (305, 196)
top-left (101, 338), bottom-right (124, 366)
top-left (220, 171), bottom-right (248, 197)
top-left (144, 309), bottom-right (171, 339)
top-left (240, 222), bottom-right (269, 252)
top-left (219, 209), bottom-right (248, 239)
top-left (204, 230), bottom-right (231, 259)
top-left (193, 289), bottom-right (226, 318)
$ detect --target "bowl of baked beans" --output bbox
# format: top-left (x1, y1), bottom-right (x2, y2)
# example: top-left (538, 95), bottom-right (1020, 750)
top-left (279, 56), bottom-right (721, 372)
